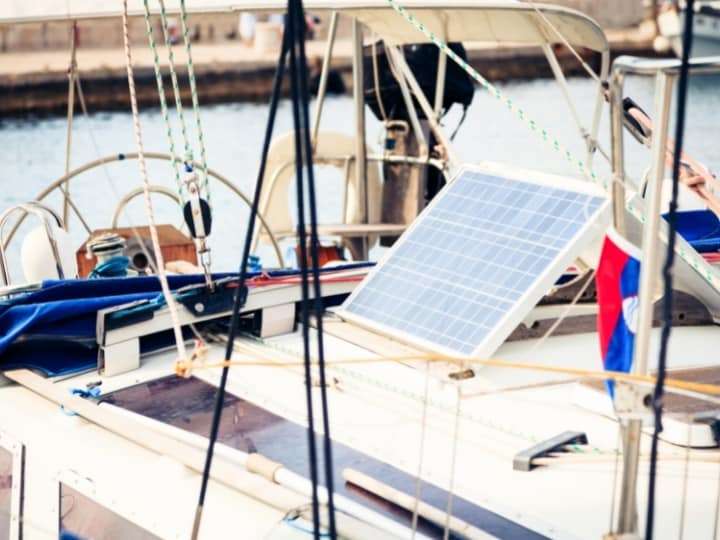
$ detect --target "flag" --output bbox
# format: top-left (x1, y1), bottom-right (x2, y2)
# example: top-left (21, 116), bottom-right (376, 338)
top-left (596, 228), bottom-right (642, 397)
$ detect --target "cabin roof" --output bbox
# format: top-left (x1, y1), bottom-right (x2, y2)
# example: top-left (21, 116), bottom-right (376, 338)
top-left (1, 1), bottom-right (608, 52)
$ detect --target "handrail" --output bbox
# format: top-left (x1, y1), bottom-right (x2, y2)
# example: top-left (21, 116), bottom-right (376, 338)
top-left (2, 152), bottom-right (286, 268)
top-left (612, 55), bottom-right (720, 76)
top-left (0, 202), bottom-right (66, 286)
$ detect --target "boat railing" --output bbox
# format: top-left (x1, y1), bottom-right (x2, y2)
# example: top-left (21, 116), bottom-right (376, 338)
top-left (0, 202), bottom-right (67, 287)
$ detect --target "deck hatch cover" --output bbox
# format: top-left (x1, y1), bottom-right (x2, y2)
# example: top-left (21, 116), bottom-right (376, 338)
top-left (340, 164), bottom-right (608, 358)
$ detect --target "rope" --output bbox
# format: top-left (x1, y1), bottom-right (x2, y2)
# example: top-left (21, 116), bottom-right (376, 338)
top-left (385, 0), bottom-right (600, 186)
top-left (530, 269), bottom-right (596, 352)
top-left (287, 0), bottom-right (338, 534)
top-left (176, 353), bottom-right (720, 402)
top-left (140, 0), bottom-right (185, 200)
top-left (443, 386), bottom-right (462, 540)
top-left (177, 0), bottom-right (210, 202)
top-left (73, 74), bottom-right (160, 274)
top-left (608, 424), bottom-right (623, 534)
top-left (62, 21), bottom-right (78, 229)
top-left (190, 20), bottom-right (291, 540)
top-left (713, 458), bottom-right (720, 538)
top-left (386, 0), bottom-right (720, 301)
top-left (121, 0), bottom-right (187, 364)
top-left (157, 0), bottom-right (194, 167)
top-left (410, 360), bottom-right (431, 538)
top-left (677, 416), bottom-right (692, 539)
top-left (646, 3), bottom-right (695, 537)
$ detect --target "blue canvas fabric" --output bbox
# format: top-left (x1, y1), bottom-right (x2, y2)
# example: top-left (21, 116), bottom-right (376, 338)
top-left (668, 209), bottom-right (720, 253)
top-left (0, 264), bottom-right (372, 376)
top-left (0, 274), bottom-right (232, 376)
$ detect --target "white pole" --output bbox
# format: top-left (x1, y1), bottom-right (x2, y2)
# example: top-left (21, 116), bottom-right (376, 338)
top-left (616, 69), bottom-right (676, 535)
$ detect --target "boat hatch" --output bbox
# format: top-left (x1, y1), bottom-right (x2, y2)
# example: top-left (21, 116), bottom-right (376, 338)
top-left (102, 375), bottom-right (546, 539)
top-left (340, 163), bottom-right (609, 358)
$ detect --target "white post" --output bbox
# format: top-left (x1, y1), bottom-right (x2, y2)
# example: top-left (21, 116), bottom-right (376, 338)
top-left (352, 19), bottom-right (368, 258)
top-left (616, 69), bottom-right (676, 535)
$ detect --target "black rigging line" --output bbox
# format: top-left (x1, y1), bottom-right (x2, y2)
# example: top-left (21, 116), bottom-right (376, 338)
top-left (191, 24), bottom-right (291, 540)
top-left (286, 3), bottom-right (322, 537)
top-left (645, 1), bottom-right (694, 538)
top-left (289, 0), bottom-right (338, 537)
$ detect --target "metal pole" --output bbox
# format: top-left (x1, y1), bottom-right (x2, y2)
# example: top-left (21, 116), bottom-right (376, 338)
top-left (587, 50), bottom-right (610, 167)
top-left (311, 11), bottom-right (338, 150)
top-left (389, 48), bottom-right (460, 168)
top-left (541, 43), bottom-right (589, 154)
top-left (616, 70), bottom-right (676, 535)
top-left (352, 18), bottom-right (368, 258)
top-left (433, 14), bottom-right (448, 119)
top-left (386, 47), bottom-right (428, 154)
top-left (609, 68), bottom-right (626, 234)
top-left (62, 21), bottom-right (78, 230)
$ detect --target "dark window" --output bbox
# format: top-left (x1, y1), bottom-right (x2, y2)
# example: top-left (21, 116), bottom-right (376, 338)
top-left (0, 446), bottom-right (11, 540)
top-left (59, 484), bottom-right (160, 540)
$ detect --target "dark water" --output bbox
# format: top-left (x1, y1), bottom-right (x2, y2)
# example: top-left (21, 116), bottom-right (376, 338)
top-left (1, 75), bottom-right (717, 277)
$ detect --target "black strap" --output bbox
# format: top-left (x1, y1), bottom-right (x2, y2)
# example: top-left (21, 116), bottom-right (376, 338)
top-left (191, 21), bottom-right (292, 540)
top-left (286, 0), bottom-right (338, 536)
top-left (645, 1), bottom-right (695, 538)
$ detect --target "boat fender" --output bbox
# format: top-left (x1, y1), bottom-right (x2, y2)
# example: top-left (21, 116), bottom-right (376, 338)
top-left (21, 224), bottom-right (77, 282)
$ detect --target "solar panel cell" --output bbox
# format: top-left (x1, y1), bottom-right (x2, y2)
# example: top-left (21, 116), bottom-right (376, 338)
top-left (341, 166), bottom-right (608, 357)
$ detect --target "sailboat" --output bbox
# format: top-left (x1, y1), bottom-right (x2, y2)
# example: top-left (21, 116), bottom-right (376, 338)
top-left (658, 0), bottom-right (720, 57)
top-left (1, 1), bottom-right (720, 539)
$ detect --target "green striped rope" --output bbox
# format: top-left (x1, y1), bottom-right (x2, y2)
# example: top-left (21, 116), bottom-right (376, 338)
top-left (386, 0), bottom-right (720, 293)
top-left (385, 0), bottom-right (605, 190)
top-left (178, 0), bottom-right (211, 204)
top-left (156, 0), bottom-right (194, 167)
top-left (141, 0), bottom-right (185, 202)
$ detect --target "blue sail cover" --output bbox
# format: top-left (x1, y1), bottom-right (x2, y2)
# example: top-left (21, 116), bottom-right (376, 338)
top-left (0, 264), bottom-right (372, 377)
top-left (0, 275), bottom-right (233, 376)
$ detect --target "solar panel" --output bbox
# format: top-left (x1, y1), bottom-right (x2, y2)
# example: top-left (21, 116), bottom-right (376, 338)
top-left (340, 164), bottom-right (609, 358)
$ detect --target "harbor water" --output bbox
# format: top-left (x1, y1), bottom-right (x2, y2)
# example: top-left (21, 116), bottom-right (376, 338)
top-left (1, 75), bottom-right (718, 277)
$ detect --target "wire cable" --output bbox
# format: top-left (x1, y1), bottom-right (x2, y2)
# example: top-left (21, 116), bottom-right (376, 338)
top-left (121, 0), bottom-right (187, 364)
top-left (289, 1), bottom-right (338, 536)
top-left (645, 2), bottom-right (695, 537)
top-left (190, 23), bottom-right (291, 540)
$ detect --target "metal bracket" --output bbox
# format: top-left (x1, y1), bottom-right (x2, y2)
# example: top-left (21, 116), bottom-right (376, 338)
top-left (513, 430), bottom-right (588, 472)
top-left (96, 271), bottom-right (363, 377)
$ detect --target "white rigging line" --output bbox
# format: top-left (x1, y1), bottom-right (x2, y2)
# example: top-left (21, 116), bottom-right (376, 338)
top-left (122, 0), bottom-right (187, 362)
top-left (677, 416), bottom-right (692, 539)
top-left (608, 424), bottom-right (623, 535)
top-left (443, 385), bottom-right (462, 540)
top-left (411, 360), bottom-right (431, 539)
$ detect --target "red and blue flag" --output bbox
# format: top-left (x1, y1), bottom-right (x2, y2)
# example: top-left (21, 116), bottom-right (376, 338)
top-left (596, 228), bottom-right (641, 397)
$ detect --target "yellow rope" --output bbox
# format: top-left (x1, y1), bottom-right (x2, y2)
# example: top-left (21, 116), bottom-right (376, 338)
top-left (175, 352), bottom-right (720, 398)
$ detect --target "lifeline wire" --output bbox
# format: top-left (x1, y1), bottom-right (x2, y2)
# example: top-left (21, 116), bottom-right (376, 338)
top-left (645, 1), bottom-right (695, 537)
top-left (287, 0), bottom-right (338, 535)
top-left (190, 22), bottom-right (291, 540)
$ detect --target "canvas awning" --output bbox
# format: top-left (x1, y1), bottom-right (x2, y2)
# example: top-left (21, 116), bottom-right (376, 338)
top-left (0, 1), bottom-right (608, 52)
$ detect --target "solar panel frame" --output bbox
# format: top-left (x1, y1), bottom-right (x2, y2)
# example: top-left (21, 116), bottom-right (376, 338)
top-left (338, 162), bottom-right (609, 359)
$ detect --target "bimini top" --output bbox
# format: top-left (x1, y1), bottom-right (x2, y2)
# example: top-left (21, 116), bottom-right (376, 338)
top-left (1, 0), bottom-right (608, 52)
